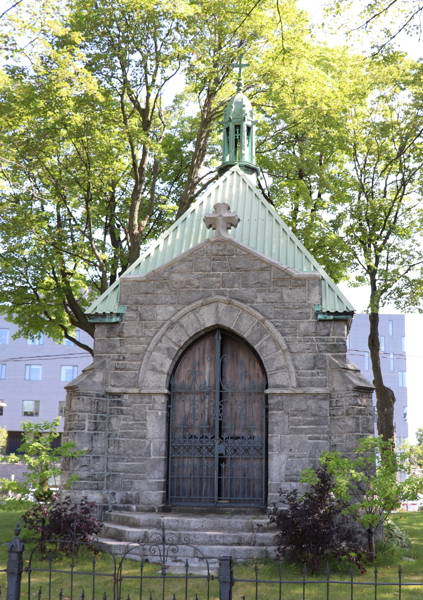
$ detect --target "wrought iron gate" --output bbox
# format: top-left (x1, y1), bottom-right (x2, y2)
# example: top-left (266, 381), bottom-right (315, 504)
top-left (168, 328), bottom-right (267, 507)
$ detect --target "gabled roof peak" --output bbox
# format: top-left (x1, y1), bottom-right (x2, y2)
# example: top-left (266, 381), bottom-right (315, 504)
top-left (86, 167), bottom-right (354, 319)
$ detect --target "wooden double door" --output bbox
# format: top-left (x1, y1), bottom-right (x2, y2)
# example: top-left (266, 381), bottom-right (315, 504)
top-left (168, 329), bottom-right (267, 507)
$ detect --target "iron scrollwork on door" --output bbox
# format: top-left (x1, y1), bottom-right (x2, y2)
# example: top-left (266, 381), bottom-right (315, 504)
top-left (168, 328), bottom-right (267, 507)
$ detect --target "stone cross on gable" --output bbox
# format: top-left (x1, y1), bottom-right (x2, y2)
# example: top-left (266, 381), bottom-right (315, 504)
top-left (203, 202), bottom-right (240, 237)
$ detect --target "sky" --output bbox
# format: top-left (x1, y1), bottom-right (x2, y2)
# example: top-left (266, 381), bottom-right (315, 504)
top-left (297, 0), bottom-right (423, 444)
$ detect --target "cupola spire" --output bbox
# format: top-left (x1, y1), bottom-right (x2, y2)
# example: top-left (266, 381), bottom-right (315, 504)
top-left (217, 56), bottom-right (260, 180)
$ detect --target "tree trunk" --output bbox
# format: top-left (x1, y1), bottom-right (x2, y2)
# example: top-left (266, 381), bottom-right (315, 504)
top-left (367, 525), bottom-right (375, 557)
top-left (368, 311), bottom-right (396, 443)
top-left (176, 92), bottom-right (215, 219)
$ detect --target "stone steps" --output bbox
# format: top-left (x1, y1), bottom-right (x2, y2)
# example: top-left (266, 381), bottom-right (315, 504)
top-left (98, 511), bottom-right (278, 572)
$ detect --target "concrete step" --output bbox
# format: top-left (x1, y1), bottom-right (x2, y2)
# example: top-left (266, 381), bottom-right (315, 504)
top-left (104, 512), bottom-right (274, 534)
top-left (101, 522), bottom-right (276, 547)
top-left (96, 536), bottom-right (277, 561)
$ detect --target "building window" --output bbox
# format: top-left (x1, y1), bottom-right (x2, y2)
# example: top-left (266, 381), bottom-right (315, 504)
top-left (22, 400), bottom-right (40, 417)
top-left (60, 366), bottom-right (78, 381)
top-left (63, 330), bottom-right (80, 346)
top-left (403, 407), bottom-right (408, 422)
top-left (388, 320), bottom-right (393, 336)
top-left (0, 406), bottom-right (3, 416)
top-left (0, 365), bottom-right (6, 380)
top-left (364, 351), bottom-right (369, 371)
top-left (389, 353), bottom-right (394, 371)
top-left (380, 336), bottom-right (385, 352)
top-left (28, 334), bottom-right (44, 345)
top-left (399, 371), bottom-right (407, 387)
top-left (24, 365), bottom-right (42, 381)
top-left (59, 401), bottom-right (66, 417)
top-left (0, 329), bottom-right (9, 344)
top-left (402, 336), bottom-right (405, 353)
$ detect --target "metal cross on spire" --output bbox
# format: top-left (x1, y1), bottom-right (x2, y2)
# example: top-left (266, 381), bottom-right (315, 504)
top-left (232, 55), bottom-right (249, 91)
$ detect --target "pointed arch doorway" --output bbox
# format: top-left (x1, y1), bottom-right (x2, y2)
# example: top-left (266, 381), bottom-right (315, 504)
top-left (167, 328), bottom-right (267, 507)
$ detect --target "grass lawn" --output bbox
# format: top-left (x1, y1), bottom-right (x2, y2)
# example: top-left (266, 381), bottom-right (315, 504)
top-left (1, 511), bottom-right (423, 599)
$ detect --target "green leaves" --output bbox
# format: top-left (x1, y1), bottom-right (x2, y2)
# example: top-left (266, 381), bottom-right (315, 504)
top-left (0, 419), bottom-right (86, 510)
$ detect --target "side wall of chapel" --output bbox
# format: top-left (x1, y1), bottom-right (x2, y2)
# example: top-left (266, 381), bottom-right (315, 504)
top-left (63, 237), bottom-right (374, 515)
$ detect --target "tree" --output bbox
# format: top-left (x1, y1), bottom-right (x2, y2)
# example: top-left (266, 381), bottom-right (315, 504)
top-left (259, 51), bottom-right (423, 443)
top-left (326, 0), bottom-right (423, 55)
top-left (0, 419), bottom-right (85, 509)
top-left (0, 0), bottom-right (289, 351)
top-left (416, 428), bottom-right (423, 446)
top-left (304, 436), bottom-right (423, 556)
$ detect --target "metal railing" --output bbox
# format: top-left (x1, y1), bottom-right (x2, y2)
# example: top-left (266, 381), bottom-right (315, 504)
top-left (2, 522), bottom-right (423, 600)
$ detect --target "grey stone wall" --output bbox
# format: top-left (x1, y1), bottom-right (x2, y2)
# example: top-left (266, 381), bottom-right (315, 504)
top-left (63, 236), bottom-right (374, 513)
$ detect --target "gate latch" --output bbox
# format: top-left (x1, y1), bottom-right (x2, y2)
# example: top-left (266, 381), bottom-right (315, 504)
top-left (217, 444), bottom-right (225, 454)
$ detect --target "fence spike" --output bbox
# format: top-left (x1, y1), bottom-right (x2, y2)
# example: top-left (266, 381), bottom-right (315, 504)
top-left (127, 594), bottom-right (131, 600)
top-left (80, 590), bottom-right (85, 600)
top-left (195, 595), bottom-right (199, 600)
top-left (172, 594), bottom-right (177, 600)
top-left (59, 588), bottom-right (64, 600)
top-left (103, 592), bottom-right (107, 600)
top-left (37, 586), bottom-right (42, 600)
top-left (149, 593), bottom-right (153, 600)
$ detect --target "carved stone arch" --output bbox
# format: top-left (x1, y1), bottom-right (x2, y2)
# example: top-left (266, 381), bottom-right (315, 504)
top-left (138, 296), bottom-right (297, 390)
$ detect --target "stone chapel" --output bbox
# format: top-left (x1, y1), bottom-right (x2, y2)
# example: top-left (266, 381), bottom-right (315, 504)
top-left (63, 67), bottom-right (374, 550)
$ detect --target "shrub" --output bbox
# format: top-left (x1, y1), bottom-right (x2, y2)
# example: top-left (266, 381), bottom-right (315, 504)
top-left (384, 519), bottom-right (411, 548)
top-left (269, 466), bottom-right (371, 573)
top-left (22, 495), bottom-right (103, 557)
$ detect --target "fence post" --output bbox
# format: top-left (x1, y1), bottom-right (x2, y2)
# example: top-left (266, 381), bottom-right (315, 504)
top-left (7, 523), bottom-right (25, 600)
top-left (219, 557), bottom-right (233, 600)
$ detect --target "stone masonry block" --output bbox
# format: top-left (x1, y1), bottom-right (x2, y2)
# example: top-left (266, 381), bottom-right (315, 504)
top-left (221, 273), bottom-right (241, 288)
top-left (241, 271), bottom-right (272, 288)
top-left (110, 371), bottom-right (138, 388)
top-left (206, 241), bottom-right (235, 256)
top-left (195, 303), bottom-right (218, 329)
top-left (307, 280), bottom-right (321, 303)
top-left (194, 257), bottom-right (212, 272)
top-left (169, 273), bottom-right (201, 289)
top-left (148, 351), bottom-right (173, 374)
top-left (267, 370), bottom-right (290, 387)
top-left (146, 411), bottom-right (167, 439)
top-left (178, 312), bottom-right (203, 338)
top-left (212, 259), bottom-right (230, 272)
top-left (330, 416), bottom-right (361, 434)
top-left (142, 370), bottom-right (168, 388)
top-left (228, 289), bottom-right (258, 303)
top-left (293, 354), bottom-right (315, 370)
top-left (108, 461), bottom-right (146, 474)
top-left (145, 456), bottom-right (167, 479)
top-left (156, 306), bottom-right (178, 320)
top-left (282, 288), bottom-right (308, 303)
top-left (262, 351), bottom-right (286, 373)
top-left (268, 411), bottom-right (288, 435)
top-left (178, 290), bottom-right (212, 304)
top-left (228, 256), bottom-right (254, 271)
top-left (166, 322), bottom-right (188, 347)
top-left (268, 452), bottom-right (287, 484)
top-left (132, 404), bottom-right (147, 426)
top-left (274, 308), bottom-right (311, 321)
top-left (171, 260), bottom-right (193, 273)
top-left (245, 322), bottom-right (268, 347)
top-left (216, 303), bottom-right (240, 329)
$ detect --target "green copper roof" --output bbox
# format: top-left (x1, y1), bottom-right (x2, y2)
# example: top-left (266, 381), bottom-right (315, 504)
top-left (86, 166), bottom-right (355, 316)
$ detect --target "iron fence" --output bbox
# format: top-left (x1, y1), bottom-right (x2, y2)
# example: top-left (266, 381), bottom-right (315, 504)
top-left (2, 522), bottom-right (423, 600)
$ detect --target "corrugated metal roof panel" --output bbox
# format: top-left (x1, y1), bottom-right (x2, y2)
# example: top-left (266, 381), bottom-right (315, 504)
top-left (86, 166), bottom-right (354, 315)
